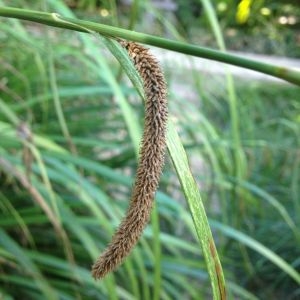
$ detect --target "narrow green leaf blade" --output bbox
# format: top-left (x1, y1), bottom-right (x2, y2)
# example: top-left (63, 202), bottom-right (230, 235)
top-left (211, 220), bottom-right (300, 284)
top-left (167, 125), bottom-right (226, 300)
top-left (0, 229), bottom-right (58, 300)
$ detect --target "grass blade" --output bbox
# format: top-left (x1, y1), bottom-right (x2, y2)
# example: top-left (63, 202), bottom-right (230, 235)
top-left (211, 220), bottom-right (300, 285)
top-left (0, 229), bottom-right (58, 300)
top-left (167, 125), bottom-right (226, 300)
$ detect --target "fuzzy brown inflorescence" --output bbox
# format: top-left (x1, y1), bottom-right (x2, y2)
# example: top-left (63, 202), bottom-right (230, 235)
top-left (91, 41), bottom-right (168, 279)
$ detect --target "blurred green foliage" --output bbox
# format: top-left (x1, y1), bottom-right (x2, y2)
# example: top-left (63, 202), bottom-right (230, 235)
top-left (56, 0), bottom-right (300, 56)
top-left (1, 0), bottom-right (300, 299)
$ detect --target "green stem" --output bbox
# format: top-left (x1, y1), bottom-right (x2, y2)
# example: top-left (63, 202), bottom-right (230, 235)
top-left (0, 7), bottom-right (300, 86)
top-left (47, 48), bottom-right (77, 155)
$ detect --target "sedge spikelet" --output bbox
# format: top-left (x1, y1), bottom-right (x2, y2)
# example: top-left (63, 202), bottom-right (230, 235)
top-left (92, 40), bottom-right (168, 279)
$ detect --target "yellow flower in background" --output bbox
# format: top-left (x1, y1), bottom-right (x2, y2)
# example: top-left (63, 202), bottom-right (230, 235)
top-left (236, 0), bottom-right (252, 24)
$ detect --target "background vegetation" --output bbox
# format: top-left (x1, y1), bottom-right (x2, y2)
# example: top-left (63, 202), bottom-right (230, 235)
top-left (0, 0), bottom-right (299, 299)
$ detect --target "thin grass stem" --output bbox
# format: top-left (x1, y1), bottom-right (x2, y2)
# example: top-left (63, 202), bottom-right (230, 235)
top-left (0, 7), bottom-right (299, 85)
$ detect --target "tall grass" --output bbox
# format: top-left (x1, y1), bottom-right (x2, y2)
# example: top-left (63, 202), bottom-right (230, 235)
top-left (0, 1), bottom-right (300, 299)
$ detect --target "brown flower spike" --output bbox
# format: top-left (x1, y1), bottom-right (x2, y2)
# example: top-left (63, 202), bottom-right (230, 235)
top-left (92, 40), bottom-right (168, 279)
